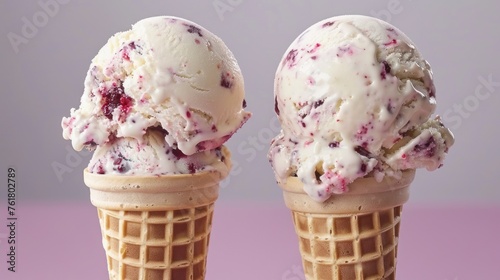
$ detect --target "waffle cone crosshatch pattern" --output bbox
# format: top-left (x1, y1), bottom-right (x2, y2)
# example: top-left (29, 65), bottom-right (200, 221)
top-left (292, 206), bottom-right (403, 280)
top-left (83, 168), bottom-right (226, 280)
top-left (97, 205), bottom-right (214, 280)
top-left (278, 170), bottom-right (415, 280)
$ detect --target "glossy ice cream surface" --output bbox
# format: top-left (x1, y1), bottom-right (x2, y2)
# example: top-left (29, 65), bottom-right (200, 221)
top-left (269, 15), bottom-right (454, 201)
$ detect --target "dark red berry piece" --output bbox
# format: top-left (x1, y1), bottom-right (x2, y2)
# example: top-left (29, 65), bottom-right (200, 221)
top-left (274, 96), bottom-right (280, 115)
top-left (122, 51), bottom-right (130, 61)
top-left (101, 83), bottom-right (133, 121)
top-left (220, 72), bottom-right (233, 89)
top-left (384, 39), bottom-right (397, 46)
top-left (414, 137), bottom-right (436, 157)
top-left (357, 125), bottom-right (369, 136)
top-left (185, 24), bottom-right (203, 37)
top-left (96, 165), bottom-right (105, 174)
top-left (121, 41), bottom-right (138, 61)
top-left (386, 101), bottom-right (393, 114)
top-left (313, 99), bottom-right (324, 108)
top-left (187, 163), bottom-right (196, 174)
top-left (172, 149), bottom-right (187, 159)
top-left (113, 156), bottom-right (128, 173)
top-left (107, 133), bottom-right (117, 144)
top-left (322, 21), bottom-right (335, 28)
top-left (383, 61), bottom-right (391, 73)
top-left (283, 49), bottom-right (298, 68)
top-left (307, 43), bottom-right (321, 53)
top-left (360, 163), bottom-right (367, 173)
top-left (380, 61), bottom-right (391, 80)
top-left (329, 142), bottom-right (339, 148)
top-left (84, 140), bottom-right (97, 146)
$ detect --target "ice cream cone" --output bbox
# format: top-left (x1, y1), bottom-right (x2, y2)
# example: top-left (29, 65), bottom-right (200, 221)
top-left (83, 156), bottom-right (230, 280)
top-left (279, 169), bottom-right (415, 280)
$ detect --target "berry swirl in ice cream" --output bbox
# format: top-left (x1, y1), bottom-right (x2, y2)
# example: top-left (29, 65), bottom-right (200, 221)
top-left (62, 16), bottom-right (250, 155)
top-left (268, 15), bottom-right (454, 202)
top-left (62, 16), bottom-right (251, 175)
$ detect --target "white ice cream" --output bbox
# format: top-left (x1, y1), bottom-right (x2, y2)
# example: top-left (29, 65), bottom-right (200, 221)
top-left (88, 129), bottom-right (230, 176)
top-left (269, 15), bottom-right (454, 201)
top-left (62, 16), bottom-right (250, 156)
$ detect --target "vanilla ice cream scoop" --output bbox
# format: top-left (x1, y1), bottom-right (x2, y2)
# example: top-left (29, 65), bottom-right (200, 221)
top-left (88, 128), bottom-right (230, 176)
top-left (269, 15), bottom-right (454, 201)
top-left (62, 16), bottom-right (250, 155)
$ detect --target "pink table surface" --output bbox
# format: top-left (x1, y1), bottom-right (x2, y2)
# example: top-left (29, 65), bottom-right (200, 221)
top-left (0, 201), bottom-right (498, 280)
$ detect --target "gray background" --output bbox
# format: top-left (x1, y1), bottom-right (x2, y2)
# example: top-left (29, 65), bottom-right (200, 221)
top-left (1, 0), bottom-right (499, 205)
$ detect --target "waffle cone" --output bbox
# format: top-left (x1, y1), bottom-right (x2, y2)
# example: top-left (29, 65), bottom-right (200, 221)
top-left (279, 170), bottom-right (415, 280)
top-left (83, 150), bottom-right (231, 280)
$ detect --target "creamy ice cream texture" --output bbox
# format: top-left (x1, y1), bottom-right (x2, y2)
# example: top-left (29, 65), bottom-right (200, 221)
top-left (269, 15), bottom-right (454, 202)
top-left (62, 16), bottom-right (250, 175)
top-left (87, 128), bottom-right (229, 176)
